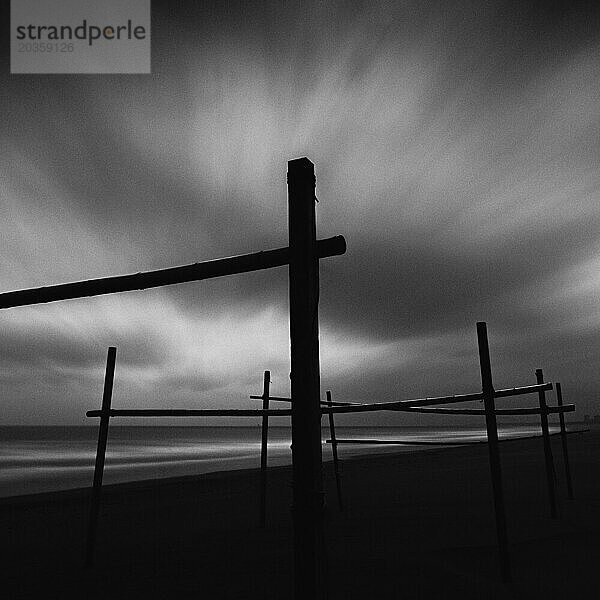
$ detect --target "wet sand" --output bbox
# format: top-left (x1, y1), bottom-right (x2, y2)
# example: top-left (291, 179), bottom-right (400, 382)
top-left (2, 428), bottom-right (598, 599)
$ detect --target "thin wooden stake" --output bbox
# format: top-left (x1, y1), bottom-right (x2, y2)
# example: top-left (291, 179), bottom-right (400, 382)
top-left (288, 157), bottom-right (325, 600)
top-left (477, 322), bottom-right (511, 583)
top-left (536, 368), bottom-right (557, 518)
top-left (259, 370), bottom-right (271, 528)
top-left (326, 391), bottom-right (343, 511)
top-left (556, 382), bottom-right (574, 499)
top-left (85, 346), bottom-right (117, 568)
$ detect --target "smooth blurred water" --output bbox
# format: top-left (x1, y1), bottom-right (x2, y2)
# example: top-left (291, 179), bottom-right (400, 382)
top-left (0, 425), bottom-right (554, 498)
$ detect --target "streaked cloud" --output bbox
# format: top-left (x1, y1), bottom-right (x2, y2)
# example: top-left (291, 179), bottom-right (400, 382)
top-left (1, 0), bottom-right (599, 423)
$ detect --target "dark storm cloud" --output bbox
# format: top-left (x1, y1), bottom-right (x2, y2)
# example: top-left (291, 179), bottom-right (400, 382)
top-left (0, 306), bottom-right (168, 369)
top-left (321, 204), bottom-right (600, 340)
top-left (1, 0), bottom-right (599, 422)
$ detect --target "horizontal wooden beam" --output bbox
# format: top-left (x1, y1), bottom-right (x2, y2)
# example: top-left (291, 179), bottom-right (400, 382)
top-left (401, 404), bottom-right (575, 416)
top-left (249, 395), bottom-right (352, 406)
top-left (494, 383), bottom-right (553, 398)
top-left (0, 235), bottom-right (346, 309)
top-left (330, 387), bottom-right (547, 414)
top-left (327, 438), bottom-right (482, 446)
top-left (326, 429), bottom-right (588, 446)
top-left (88, 384), bottom-right (565, 420)
top-left (87, 408), bottom-right (293, 418)
top-left (250, 383), bottom-right (553, 412)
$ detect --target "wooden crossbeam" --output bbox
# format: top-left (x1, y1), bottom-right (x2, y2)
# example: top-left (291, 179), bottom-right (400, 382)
top-left (327, 438), bottom-right (482, 446)
top-left (87, 408), bottom-right (293, 418)
top-left (306, 383), bottom-right (554, 415)
top-left (0, 235), bottom-right (345, 309)
top-left (494, 383), bottom-right (553, 398)
top-left (325, 429), bottom-right (588, 446)
top-left (400, 405), bottom-right (575, 416)
top-left (250, 394), bottom-right (351, 406)
top-left (86, 402), bottom-right (574, 419)
top-left (250, 394), bottom-right (572, 416)
top-left (250, 383), bottom-right (553, 410)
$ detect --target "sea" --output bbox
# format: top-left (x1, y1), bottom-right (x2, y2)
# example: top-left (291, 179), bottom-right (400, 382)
top-left (0, 424), bottom-right (558, 498)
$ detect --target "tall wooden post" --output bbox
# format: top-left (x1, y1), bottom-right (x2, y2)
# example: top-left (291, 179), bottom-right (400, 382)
top-left (476, 322), bottom-right (510, 582)
top-left (288, 157), bottom-right (324, 599)
top-left (85, 346), bottom-right (116, 567)
top-left (326, 391), bottom-right (344, 511)
top-left (556, 382), bottom-right (574, 499)
top-left (536, 368), bottom-right (557, 517)
top-left (259, 370), bottom-right (271, 528)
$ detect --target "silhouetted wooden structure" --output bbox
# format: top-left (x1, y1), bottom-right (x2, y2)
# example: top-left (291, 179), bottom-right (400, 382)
top-left (46, 336), bottom-right (583, 586)
top-left (259, 370), bottom-right (271, 528)
top-left (556, 382), bottom-right (574, 499)
top-left (250, 386), bottom-right (346, 513)
top-left (249, 325), bottom-right (575, 584)
top-left (257, 384), bottom-right (568, 413)
top-left (85, 346), bottom-right (116, 568)
top-left (0, 157), bottom-right (346, 600)
top-left (327, 430), bottom-right (583, 446)
top-left (326, 391), bottom-right (343, 511)
top-left (476, 322), bottom-right (510, 581)
top-left (536, 368), bottom-right (557, 518)
top-left (287, 159), bottom-right (325, 597)
top-left (0, 237), bottom-right (344, 308)
top-left (0, 156), bottom-right (580, 595)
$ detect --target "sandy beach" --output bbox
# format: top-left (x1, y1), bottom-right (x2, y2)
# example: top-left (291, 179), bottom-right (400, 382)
top-left (2, 428), bottom-right (598, 599)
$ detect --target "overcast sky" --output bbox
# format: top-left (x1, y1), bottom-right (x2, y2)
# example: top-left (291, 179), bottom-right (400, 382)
top-left (1, 0), bottom-right (599, 425)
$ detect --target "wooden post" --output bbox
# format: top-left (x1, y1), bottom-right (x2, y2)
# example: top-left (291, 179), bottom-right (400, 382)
top-left (536, 368), bottom-right (557, 518)
top-left (259, 370), bottom-right (271, 528)
top-left (556, 382), bottom-right (574, 499)
top-left (288, 157), bottom-right (325, 600)
top-left (326, 391), bottom-right (344, 511)
top-left (476, 322), bottom-right (510, 582)
top-left (85, 346), bottom-right (117, 568)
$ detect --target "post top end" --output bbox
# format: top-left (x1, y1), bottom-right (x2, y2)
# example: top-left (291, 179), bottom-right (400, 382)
top-left (287, 157), bottom-right (314, 172)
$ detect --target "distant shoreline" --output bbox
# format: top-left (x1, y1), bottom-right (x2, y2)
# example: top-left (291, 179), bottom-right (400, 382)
top-left (0, 421), bottom-right (590, 428)
top-left (1, 424), bottom-right (588, 502)
top-left (2, 431), bottom-right (599, 598)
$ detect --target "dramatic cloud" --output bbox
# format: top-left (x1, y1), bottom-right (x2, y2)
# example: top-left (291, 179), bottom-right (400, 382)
top-left (1, 0), bottom-right (599, 424)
